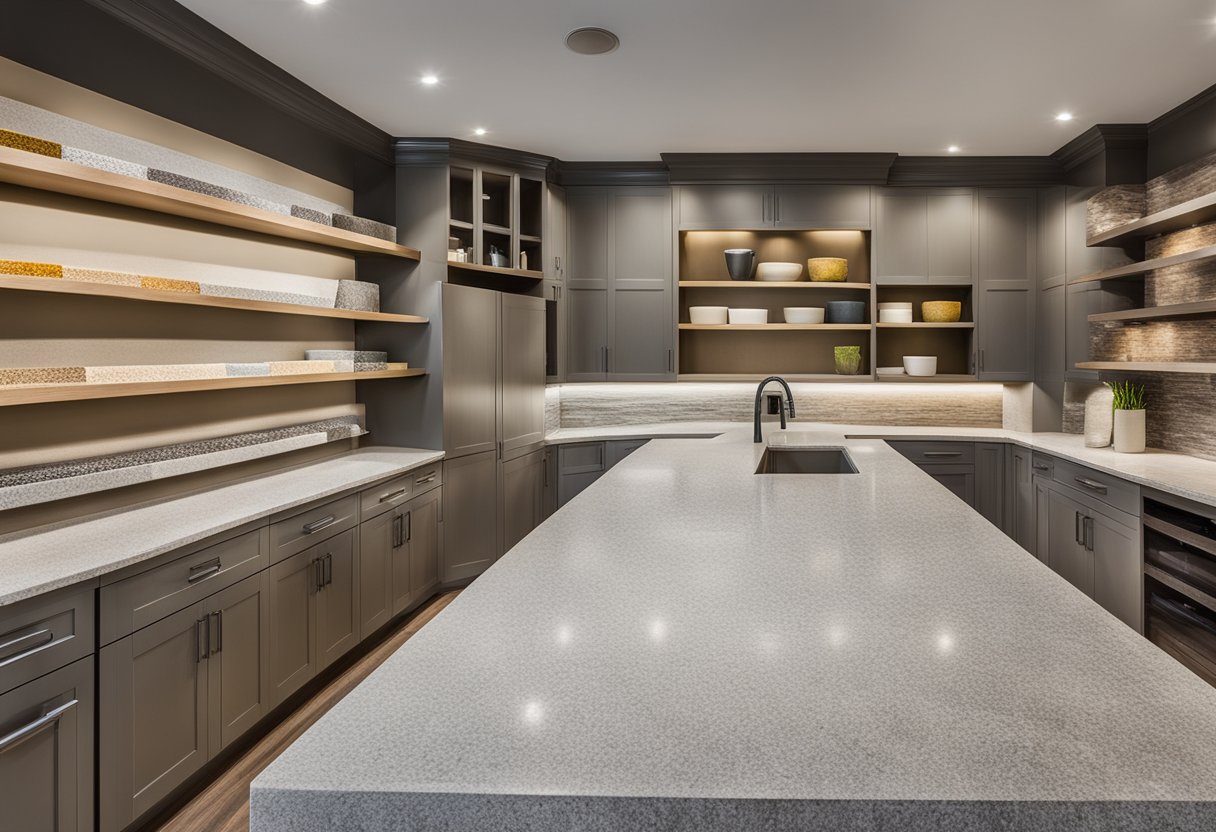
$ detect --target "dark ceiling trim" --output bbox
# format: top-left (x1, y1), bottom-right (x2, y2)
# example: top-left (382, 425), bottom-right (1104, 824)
top-left (554, 162), bottom-right (670, 187)
top-left (1050, 124), bottom-right (1146, 174)
top-left (1149, 81), bottom-right (1216, 133)
top-left (81, 0), bottom-right (392, 163)
top-left (392, 138), bottom-right (554, 173)
top-left (660, 153), bottom-right (897, 184)
top-left (887, 157), bottom-right (1064, 187)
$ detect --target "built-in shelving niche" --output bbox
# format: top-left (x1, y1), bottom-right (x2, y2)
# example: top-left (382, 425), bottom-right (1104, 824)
top-left (873, 285), bottom-right (976, 378)
top-left (677, 229), bottom-right (874, 378)
top-left (447, 165), bottom-right (545, 290)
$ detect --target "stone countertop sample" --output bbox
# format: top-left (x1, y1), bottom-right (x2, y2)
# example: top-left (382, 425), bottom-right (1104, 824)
top-left (253, 426), bottom-right (1216, 831)
top-left (547, 421), bottom-right (1216, 507)
top-left (0, 446), bottom-right (443, 606)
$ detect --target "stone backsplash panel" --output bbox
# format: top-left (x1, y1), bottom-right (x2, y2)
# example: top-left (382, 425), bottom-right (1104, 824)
top-left (1086, 184), bottom-right (1146, 239)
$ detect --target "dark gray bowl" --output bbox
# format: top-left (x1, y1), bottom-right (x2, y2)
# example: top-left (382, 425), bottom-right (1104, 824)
top-left (724, 248), bottom-right (756, 281)
top-left (825, 300), bottom-right (867, 324)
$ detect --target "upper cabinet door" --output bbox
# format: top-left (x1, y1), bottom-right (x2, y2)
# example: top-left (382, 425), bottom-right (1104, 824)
top-left (499, 294), bottom-right (546, 457)
top-left (874, 190), bottom-right (928, 283)
top-left (977, 189), bottom-right (1036, 381)
top-left (773, 185), bottom-right (872, 229)
top-left (610, 189), bottom-right (674, 379)
top-left (566, 189), bottom-right (610, 381)
top-left (677, 185), bottom-right (770, 229)
top-left (926, 191), bottom-right (976, 283)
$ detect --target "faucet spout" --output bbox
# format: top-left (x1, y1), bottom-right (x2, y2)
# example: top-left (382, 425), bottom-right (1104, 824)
top-left (753, 376), bottom-right (796, 443)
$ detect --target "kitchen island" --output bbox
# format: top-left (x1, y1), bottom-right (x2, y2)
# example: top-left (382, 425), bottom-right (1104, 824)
top-left (251, 427), bottom-right (1216, 830)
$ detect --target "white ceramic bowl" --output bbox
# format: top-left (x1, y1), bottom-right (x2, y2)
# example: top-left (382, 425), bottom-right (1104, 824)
top-left (755, 262), bottom-right (804, 282)
top-left (876, 366), bottom-right (906, 376)
top-left (728, 308), bottom-right (769, 325)
top-left (903, 356), bottom-right (938, 377)
top-left (689, 306), bottom-right (729, 325)
top-left (782, 307), bottom-right (825, 324)
top-left (879, 309), bottom-right (914, 323)
top-left (877, 302), bottom-right (913, 311)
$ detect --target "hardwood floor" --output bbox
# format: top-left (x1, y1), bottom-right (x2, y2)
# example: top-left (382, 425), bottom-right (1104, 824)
top-left (154, 590), bottom-right (461, 832)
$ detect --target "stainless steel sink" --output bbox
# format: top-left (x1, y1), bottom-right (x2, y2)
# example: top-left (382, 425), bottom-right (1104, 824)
top-left (755, 447), bottom-right (858, 475)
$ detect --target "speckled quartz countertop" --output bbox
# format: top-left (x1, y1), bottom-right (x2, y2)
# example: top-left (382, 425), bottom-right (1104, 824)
top-left (252, 426), bottom-right (1216, 831)
top-left (0, 446), bottom-right (443, 606)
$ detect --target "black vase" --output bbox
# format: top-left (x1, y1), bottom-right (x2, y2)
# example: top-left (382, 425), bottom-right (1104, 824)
top-left (724, 249), bottom-right (756, 281)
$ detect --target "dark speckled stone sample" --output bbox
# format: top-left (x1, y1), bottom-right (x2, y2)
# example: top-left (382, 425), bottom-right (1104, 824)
top-left (291, 205), bottom-right (332, 225)
top-left (334, 280), bottom-right (380, 312)
top-left (332, 213), bottom-right (397, 241)
top-left (147, 169), bottom-right (289, 215)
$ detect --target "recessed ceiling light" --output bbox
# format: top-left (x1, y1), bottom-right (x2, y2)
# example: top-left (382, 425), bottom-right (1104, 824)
top-left (420, 74), bottom-right (439, 86)
top-left (1055, 111), bottom-right (1074, 122)
top-left (946, 145), bottom-right (961, 153)
top-left (565, 27), bottom-right (620, 55)
top-left (474, 127), bottom-right (487, 136)
top-left (302, 0), bottom-right (326, 5)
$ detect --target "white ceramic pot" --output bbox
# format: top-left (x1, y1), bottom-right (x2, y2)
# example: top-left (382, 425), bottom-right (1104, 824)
top-left (879, 309), bottom-right (914, 323)
top-left (689, 306), bottom-right (729, 325)
top-left (1113, 409), bottom-right (1146, 454)
top-left (755, 262), bottom-right (804, 282)
top-left (902, 355), bottom-right (938, 377)
top-left (782, 307), bottom-right (825, 324)
top-left (877, 302), bottom-right (913, 311)
top-left (728, 308), bottom-right (769, 325)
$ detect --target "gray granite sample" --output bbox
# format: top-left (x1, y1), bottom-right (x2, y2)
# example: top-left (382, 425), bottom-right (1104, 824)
top-left (304, 350), bottom-right (388, 363)
top-left (147, 168), bottom-right (291, 215)
top-left (290, 205), bottom-right (332, 225)
top-left (332, 213), bottom-right (397, 241)
top-left (199, 283), bottom-right (333, 309)
top-left (353, 362), bottom-right (388, 373)
top-left (224, 363), bottom-right (271, 377)
top-left (60, 145), bottom-right (148, 179)
top-left (334, 280), bottom-right (380, 312)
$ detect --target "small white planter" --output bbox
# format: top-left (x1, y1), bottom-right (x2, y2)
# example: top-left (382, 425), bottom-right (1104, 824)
top-left (1113, 409), bottom-right (1146, 454)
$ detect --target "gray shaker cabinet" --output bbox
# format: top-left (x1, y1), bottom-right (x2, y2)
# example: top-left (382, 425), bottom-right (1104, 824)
top-left (566, 189), bottom-right (611, 380)
top-left (312, 529), bottom-right (359, 674)
top-left (500, 448), bottom-right (546, 555)
top-left (499, 293), bottom-right (546, 457)
top-left (442, 283), bottom-right (499, 458)
top-left (358, 509), bottom-right (395, 639)
top-left (441, 450), bottom-right (499, 584)
top-left (875, 188), bottom-right (975, 285)
top-left (360, 486), bottom-right (442, 636)
top-left (207, 572), bottom-right (270, 752)
top-left (925, 464), bottom-right (976, 507)
top-left (976, 189), bottom-right (1035, 381)
top-left (773, 185), bottom-right (872, 229)
top-left (676, 184), bottom-right (871, 229)
top-left (403, 487), bottom-right (442, 611)
top-left (1009, 446), bottom-right (1037, 555)
top-left (0, 656), bottom-right (93, 832)
top-left (974, 442), bottom-right (1006, 531)
top-left (676, 184), bottom-right (769, 229)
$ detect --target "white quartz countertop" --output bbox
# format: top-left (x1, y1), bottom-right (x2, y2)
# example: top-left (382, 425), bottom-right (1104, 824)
top-left (0, 446), bottom-right (443, 606)
top-left (252, 426), bottom-right (1216, 831)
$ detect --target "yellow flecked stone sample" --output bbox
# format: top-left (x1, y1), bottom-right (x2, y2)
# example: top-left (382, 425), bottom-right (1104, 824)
top-left (62, 267), bottom-right (142, 287)
top-left (0, 128), bottom-right (62, 158)
top-left (0, 367), bottom-right (87, 386)
top-left (140, 277), bottom-right (200, 294)
top-left (0, 259), bottom-right (63, 278)
top-left (269, 360), bottom-right (333, 375)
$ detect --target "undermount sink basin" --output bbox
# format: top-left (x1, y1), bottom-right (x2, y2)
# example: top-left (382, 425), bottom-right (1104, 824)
top-left (755, 447), bottom-right (858, 475)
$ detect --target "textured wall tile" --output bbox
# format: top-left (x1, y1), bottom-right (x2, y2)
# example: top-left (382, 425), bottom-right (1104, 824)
top-left (1147, 148), bottom-right (1216, 213)
top-left (84, 364), bottom-right (228, 383)
top-left (305, 350), bottom-right (388, 363)
top-left (1091, 319), bottom-right (1216, 362)
top-left (198, 283), bottom-right (333, 308)
top-left (291, 205), bottom-right (332, 225)
top-left (1086, 184), bottom-right (1145, 238)
top-left (545, 386), bottom-right (562, 433)
top-left (140, 276), bottom-right (200, 294)
top-left (0, 367), bottom-right (86, 386)
top-left (0, 127), bottom-right (61, 157)
top-left (332, 214), bottom-right (397, 242)
top-left (61, 266), bottom-right (141, 286)
top-left (334, 280), bottom-right (379, 311)
top-left (0, 259), bottom-right (62, 278)
top-left (147, 169), bottom-right (291, 215)
top-left (60, 145), bottom-right (147, 179)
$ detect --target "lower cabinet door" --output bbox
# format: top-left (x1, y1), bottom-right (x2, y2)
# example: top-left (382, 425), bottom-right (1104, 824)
top-left (1011, 448), bottom-right (1037, 556)
top-left (1092, 509), bottom-right (1143, 633)
top-left (441, 450), bottom-right (499, 584)
top-left (207, 572), bottom-right (270, 752)
top-left (923, 464), bottom-right (976, 507)
top-left (359, 509), bottom-right (397, 639)
top-left (314, 529), bottom-right (360, 672)
top-left (403, 487), bottom-right (442, 614)
top-left (100, 601), bottom-right (209, 832)
top-left (1045, 486), bottom-right (1093, 596)
top-left (974, 442), bottom-right (1005, 531)
top-left (500, 449), bottom-right (545, 556)
top-left (266, 549), bottom-right (317, 708)
top-left (0, 656), bottom-right (93, 832)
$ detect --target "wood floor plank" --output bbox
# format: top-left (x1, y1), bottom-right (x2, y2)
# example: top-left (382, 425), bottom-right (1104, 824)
top-left (155, 590), bottom-right (461, 832)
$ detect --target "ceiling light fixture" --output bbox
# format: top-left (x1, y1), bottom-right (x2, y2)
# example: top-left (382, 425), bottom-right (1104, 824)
top-left (302, 0), bottom-right (327, 5)
top-left (565, 27), bottom-right (620, 55)
top-left (474, 127), bottom-right (487, 136)
top-left (420, 74), bottom-right (439, 86)
top-left (947, 145), bottom-right (960, 153)
top-left (1055, 111), bottom-right (1074, 122)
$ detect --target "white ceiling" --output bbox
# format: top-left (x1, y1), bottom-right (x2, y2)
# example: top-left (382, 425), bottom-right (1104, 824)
top-left (179, 0), bottom-right (1216, 161)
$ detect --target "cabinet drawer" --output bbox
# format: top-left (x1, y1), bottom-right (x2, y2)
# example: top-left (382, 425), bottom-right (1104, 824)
top-left (359, 465), bottom-right (443, 522)
top-left (1052, 457), bottom-right (1140, 517)
top-left (100, 529), bottom-right (266, 645)
top-left (888, 441), bottom-right (975, 465)
top-left (409, 462), bottom-right (443, 497)
top-left (606, 439), bottom-right (650, 468)
top-left (1030, 452), bottom-right (1055, 479)
top-left (269, 494), bottom-right (359, 563)
top-left (0, 585), bottom-right (95, 696)
top-left (558, 442), bottom-right (606, 475)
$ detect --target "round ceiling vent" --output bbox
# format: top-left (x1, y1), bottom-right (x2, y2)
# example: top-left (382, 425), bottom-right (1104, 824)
top-left (565, 27), bottom-right (620, 56)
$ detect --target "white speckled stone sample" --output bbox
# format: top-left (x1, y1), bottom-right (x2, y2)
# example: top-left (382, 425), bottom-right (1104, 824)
top-left (84, 363), bottom-right (229, 383)
top-left (199, 283), bottom-right (333, 308)
top-left (331, 213), bottom-right (396, 241)
top-left (252, 426), bottom-right (1216, 830)
top-left (0, 447), bottom-right (445, 606)
top-left (61, 266), bottom-right (142, 286)
top-left (224, 363), bottom-right (271, 377)
top-left (334, 280), bottom-right (379, 312)
top-left (60, 145), bottom-right (148, 179)
top-left (147, 168), bottom-right (290, 215)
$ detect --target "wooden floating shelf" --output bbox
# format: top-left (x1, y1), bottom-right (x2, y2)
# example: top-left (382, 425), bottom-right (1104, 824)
top-left (679, 281), bottom-right (872, 290)
top-left (1087, 191), bottom-right (1216, 247)
top-left (447, 261), bottom-right (543, 280)
top-left (678, 323), bottom-right (871, 331)
top-left (877, 374), bottom-right (980, 383)
top-left (1075, 361), bottom-right (1216, 375)
top-left (1089, 299), bottom-right (1216, 324)
top-left (875, 322), bottom-right (975, 329)
top-left (0, 275), bottom-right (428, 324)
top-left (0, 364), bottom-right (424, 407)
top-left (1071, 244), bottom-right (1216, 285)
top-left (0, 147), bottom-right (422, 260)
top-left (676, 373), bottom-right (873, 383)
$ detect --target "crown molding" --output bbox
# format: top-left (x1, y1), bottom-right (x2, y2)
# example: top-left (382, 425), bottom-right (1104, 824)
top-left (660, 152), bottom-right (897, 184)
top-left (553, 161), bottom-right (670, 187)
top-left (392, 138), bottom-right (554, 173)
top-left (1050, 124), bottom-right (1147, 174)
top-left (887, 156), bottom-right (1064, 187)
top-left (81, 0), bottom-right (392, 163)
top-left (1149, 81), bottom-right (1216, 133)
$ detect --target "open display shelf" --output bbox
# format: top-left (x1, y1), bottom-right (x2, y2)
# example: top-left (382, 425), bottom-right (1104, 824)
top-left (876, 374), bottom-right (979, 383)
top-left (0, 274), bottom-right (428, 323)
top-left (447, 165), bottom-right (544, 278)
top-left (875, 322), bottom-right (975, 329)
top-left (448, 261), bottom-right (543, 281)
top-left (678, 280), bottom-right (872, 290)
top-left (0, 364), bottom-right (425, 407)
top-left (1075, 361), bottom-right (1216, 375)
top-left (1086, 191), bottom-right (1216, 247)
top-left (0, 147), bottom-right (421, 260)
top-left (1071, 244), bottom-right (1216, 285)
top-left (678, 323), bottom-right (871, 331)
top-left (1089, 299), bottom-right (1216, 324)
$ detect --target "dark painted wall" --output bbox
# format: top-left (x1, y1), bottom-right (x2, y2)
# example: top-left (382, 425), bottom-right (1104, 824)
top-left (1147, 87), bottom-right (1216, 179)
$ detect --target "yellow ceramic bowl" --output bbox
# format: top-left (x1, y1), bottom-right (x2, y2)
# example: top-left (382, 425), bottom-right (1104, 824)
top-left (922, 301), bottom-right (962, 323)
top-left (808, 257), bottom-right (848, 282)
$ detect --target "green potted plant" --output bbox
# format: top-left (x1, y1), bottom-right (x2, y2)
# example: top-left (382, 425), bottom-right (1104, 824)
top-left (1107, 381), bottom-right (1147, 454)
